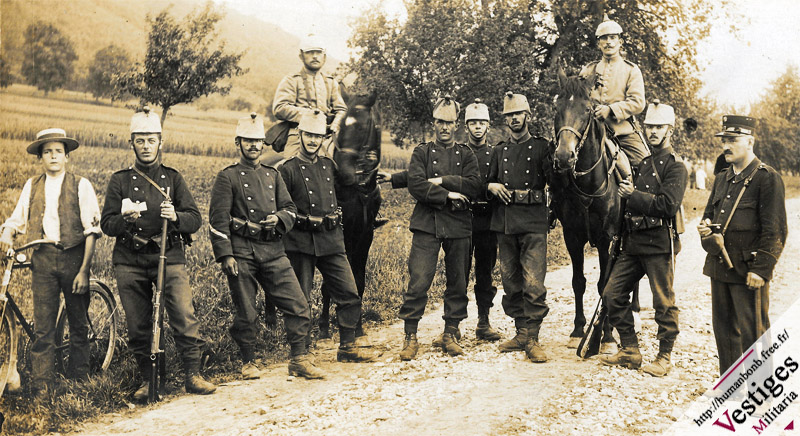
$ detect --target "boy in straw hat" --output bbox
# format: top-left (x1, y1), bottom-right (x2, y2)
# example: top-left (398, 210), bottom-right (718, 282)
top-left (100, 108), bottom-right (216, 401)
top-left (209, 113), bottom-right (323, 380)
top-left (0, 128), bottom-right (102, 397)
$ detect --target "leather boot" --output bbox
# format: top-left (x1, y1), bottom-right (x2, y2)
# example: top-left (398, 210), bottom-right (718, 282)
top-left (399, 333), bottom-right (419, 361)
top-left (432, 329), bottom-right (461, 347)
top-left (599, 346), bottom-right (642, 369)
top-left (525, 337), bottom-right (548, 363)
top-left (475, 308), bottom-right (501, 341)
top-left (642, 352), bottom-right (672, 377)
top-left (338, 342), bottom-right (381, 362)
top-left (185, 374), bottom-right (217, 395)
top-left (133, 382), bottom-right (149, 402)
top-left (499, 327), bottom-right (528, 352)
top-left (241, 361), bottom-right (265, 380)
top-left (441, 326), bottom-right (464, 356)
top-left (288, 354), bottom-right (325, 379)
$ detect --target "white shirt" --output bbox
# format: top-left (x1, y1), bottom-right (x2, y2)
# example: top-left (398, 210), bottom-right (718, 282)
top-left (1, 172), bottom-right (102, 242)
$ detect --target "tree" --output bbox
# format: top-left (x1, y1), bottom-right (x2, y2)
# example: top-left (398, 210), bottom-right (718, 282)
top-left (0, 57), bottom-right (12, 88)
top-left (750, 65), bottom-right (800, 172)
top-left (87, 45), bottom-right (131, 100)
top-left (20, 21), bottom-right (77, 94)
top-left (349, 0), bottom-right (726, 149)
top-left (114, 4), bottom-right (246, 126)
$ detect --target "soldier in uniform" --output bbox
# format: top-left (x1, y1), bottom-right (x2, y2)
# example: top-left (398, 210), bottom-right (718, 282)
top-left (100, 108), bottom-right (216, 401)
top-left (377, 99), bottom-right (500, 344)
top-left (697, 115), bottom-right (787, 375)
top-left (279, 110), bottom-right (379, 363)
top-left (598, 100), bottom-right (687, 376)
top-left (580, 15), bottom-right (649, 176)
top-left (268, 35), bottom-right (347, 165)
top-left (209, 113), bottom-right (322, 380)
top-left (487, 92), bottom-right (551, 363)
top-left (0, 129), bottom-right (102, 396)
top-left (396, 96), bottom-right (481, 360)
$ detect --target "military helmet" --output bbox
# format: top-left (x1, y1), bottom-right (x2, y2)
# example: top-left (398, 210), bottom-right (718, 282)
top-left (432, 95), bottom-right (460, 122)
top-left (300, 34), bottom-right (325, 52)
top-left (464, 98), bottom-right (490, 122)
top-left (596, 14), bottom-right (623, 37)
top-left (502, 92), bottom-right (530, 115)
top-left (643, 99), bottom-right (675, 126)
top-left (298, 109), bottom-right (328, 135)
top-left (130, 106), bottom-right (162, 134)
top-left (236, 113), bottom-right (266, 139)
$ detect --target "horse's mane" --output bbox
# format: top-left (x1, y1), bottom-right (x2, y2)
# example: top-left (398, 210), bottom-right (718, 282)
top-left (559, 75), bottom-right (592, 101)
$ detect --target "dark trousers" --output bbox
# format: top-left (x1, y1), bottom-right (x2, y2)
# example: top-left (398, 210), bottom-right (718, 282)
top-left (399, 231), bottom-right (470, 324)
top-left (604, 252), bottom-right (680, 348)
top-left (468, 230), bottom-right (498, 309)
top-left (227, 255), bottom-right (311, 359)
top-left (115, 263), bottom-right (205, 375)
top-left (711, 280), bottom-right (770, 375)
top-left (286, 251), bottom-right (361, 330)
top-left (497, 233), bottom-right (549, 337)
top-left (30, 244), bottom-right (90, 388)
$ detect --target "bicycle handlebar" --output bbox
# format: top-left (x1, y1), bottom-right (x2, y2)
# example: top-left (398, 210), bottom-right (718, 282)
top-left (12, 239), bottom-right (63, 253)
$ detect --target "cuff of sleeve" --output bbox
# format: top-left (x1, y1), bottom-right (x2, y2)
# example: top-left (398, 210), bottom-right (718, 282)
top-left (440, 175), bottom-right (462, 192)
top-left (626, 191), bottom-right (653, 214)
top-left (276, 211), bottom-right (294, 234)
top-left (83, 227), bottom-right (103, 238)
top-left (751, 252), bottom-right (779, 281)
top-left (609, 104), bottom-right (625, 121)
top-left (212, 241), bottom-right (234, 262)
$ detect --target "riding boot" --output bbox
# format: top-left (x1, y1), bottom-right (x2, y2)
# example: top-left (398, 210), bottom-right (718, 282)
top-left (475, 306), bottom-right (501, 342)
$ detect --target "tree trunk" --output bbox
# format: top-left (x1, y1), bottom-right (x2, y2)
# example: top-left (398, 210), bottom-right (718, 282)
top-left (160, 106), bottom-right (170, 129)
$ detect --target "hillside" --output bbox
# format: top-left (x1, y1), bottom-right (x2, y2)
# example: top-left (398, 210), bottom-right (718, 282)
top-left (0, 0), bottom-right (340, 112)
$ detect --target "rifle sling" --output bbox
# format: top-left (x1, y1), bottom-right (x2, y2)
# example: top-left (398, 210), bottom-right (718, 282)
top-left (132, 166), bottom-right (172, 202)
top-left (721, 164), bottom-right (760, 235)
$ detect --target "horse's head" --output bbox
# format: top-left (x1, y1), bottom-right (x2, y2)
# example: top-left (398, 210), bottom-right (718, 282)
top-left (336, 83), bottom-right (381, 187)
top-left (553, 68), bottom-right (596, 174)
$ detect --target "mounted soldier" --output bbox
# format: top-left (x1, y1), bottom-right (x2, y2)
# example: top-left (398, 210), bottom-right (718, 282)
top-left (598, 100), bottom-right (687, 376)
top-left (268, 35), bottom-right (347, 166)
top-left (580, 15), bottom-right (649, 180)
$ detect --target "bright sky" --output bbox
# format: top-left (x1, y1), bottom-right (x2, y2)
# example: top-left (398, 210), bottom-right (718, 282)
top-left (216, 0), bottom-right (800, 109)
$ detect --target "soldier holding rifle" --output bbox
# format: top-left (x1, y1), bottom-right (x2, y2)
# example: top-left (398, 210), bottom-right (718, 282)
top-left (100, 108), bottom-right (216, 401)
top-left (598, 101), bottom-right (687, 376)
top-left (697, 115), bottom-right (787, 376)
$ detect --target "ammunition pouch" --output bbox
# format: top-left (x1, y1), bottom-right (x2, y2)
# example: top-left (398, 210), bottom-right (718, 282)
top-left (508, 189), bottom-right (545, 205)
top-left (230, 217), bottom-right (281, 242)
top-left (471, 201), bottom-right (492, 216)
top-left (120, 231), bottom-right (185, 253)
top-left (295, 209), bottom-right (342, 232)
top-left (626, 215), bottom-right (664, 232)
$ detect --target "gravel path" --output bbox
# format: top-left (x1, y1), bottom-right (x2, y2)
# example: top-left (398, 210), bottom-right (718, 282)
top-left (67, 199), bottom-right (800, 436)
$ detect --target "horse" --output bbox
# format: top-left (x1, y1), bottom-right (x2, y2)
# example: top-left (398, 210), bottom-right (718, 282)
top-left (549, 69), bottom-right (622, 350)
top-left (317, 84), bottom-right (382, 339)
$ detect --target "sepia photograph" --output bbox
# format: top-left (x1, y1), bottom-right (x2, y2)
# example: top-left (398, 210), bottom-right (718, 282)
top-left (0, 0), bottom-right (798, 434)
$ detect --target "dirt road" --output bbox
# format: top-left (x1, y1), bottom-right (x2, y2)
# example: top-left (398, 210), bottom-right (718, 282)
top-left (69, 199), bottom-right (800, 436)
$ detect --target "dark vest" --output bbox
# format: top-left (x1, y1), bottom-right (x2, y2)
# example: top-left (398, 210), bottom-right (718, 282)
top-left (27, 172), bottom-right (85, 249)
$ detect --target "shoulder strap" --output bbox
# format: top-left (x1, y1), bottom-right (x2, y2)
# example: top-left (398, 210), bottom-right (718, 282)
top-left (649, 158), bottom-right (663, 186)
top-left (722, 164), bottom-right (761, 234)
top-left (132, 166), bottom-right (171, 202)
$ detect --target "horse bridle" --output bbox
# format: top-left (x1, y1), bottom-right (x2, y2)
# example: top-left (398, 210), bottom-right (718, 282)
top-left (337, 106), bottom-right (378, 186)
top-left (555, 115), bottom-right (615, 198)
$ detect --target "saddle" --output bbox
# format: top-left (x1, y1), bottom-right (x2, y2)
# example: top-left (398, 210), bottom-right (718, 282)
top-left (603, 130), bottom-right (631, 183)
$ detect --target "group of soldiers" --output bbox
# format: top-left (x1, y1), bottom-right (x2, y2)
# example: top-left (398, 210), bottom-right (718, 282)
top-left (0, 16), bottom-right (788, 403)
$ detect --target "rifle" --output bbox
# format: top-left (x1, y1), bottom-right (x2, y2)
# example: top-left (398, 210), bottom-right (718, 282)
top-left (578, 198), bottom-right (627, 359)
top-left (148, 188), bottom-right (170, 403)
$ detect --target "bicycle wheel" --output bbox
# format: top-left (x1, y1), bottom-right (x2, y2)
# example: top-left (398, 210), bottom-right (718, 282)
top-left (55, 281), bottom-right (118, 375)
top-left (0, 309), bottom-right (18, 395)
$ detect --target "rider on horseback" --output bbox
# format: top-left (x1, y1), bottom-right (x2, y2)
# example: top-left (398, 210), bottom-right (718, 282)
top-left (580, 15), bottom-right (650, 181)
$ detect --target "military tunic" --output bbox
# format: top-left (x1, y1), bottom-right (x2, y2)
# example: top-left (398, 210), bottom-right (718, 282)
top-left (467, 141), bottom-right (498, 310)
top-left (702, 158), bottom-right (787, 374)
top-left (208, 159), bottom-right (310, 360)
top-left (580, 56), bottom-right (649, 164)
top-left (278, 155), bottom-right (361, 333)
top-left (100, 162), bottom-right (205, 374)
top-left (400, 141), bottom-right (481, 327)
top-left (603, 145), bottom-right (687, 350)
top-left (266, 68), bottom-right (347, 165)
top-left (487, 134), bottom-right (550, 335)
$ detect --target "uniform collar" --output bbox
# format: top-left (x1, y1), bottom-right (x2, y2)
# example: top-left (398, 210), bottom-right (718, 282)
top-left (602, 53), bottom-right (623, 64)
top-left (726, 157), bottom-right (760, 182)
top-left (134, 160), bottom-right (162, 175)
top-left (650, 145), bottom-right (674, 158)
top-left (468, 138), bottom-right (488, 150)
top-left (301, 66), bottom-right (321, 77)
top-left (296, 152), bottom-right (318, 164)
top-left (434, 140), bottom-right (455, 149)
top-left (509, 131), bottom-right (532, 144)
top-left (238, 157), bottom-right (259, 169)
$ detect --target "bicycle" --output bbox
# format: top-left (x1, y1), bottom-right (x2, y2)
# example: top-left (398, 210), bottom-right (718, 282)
top-left (0, 239), bottom-right (118, 397)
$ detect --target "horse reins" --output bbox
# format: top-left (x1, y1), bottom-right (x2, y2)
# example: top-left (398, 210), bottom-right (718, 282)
top-left (555, 117), bottom-right (615, 199)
